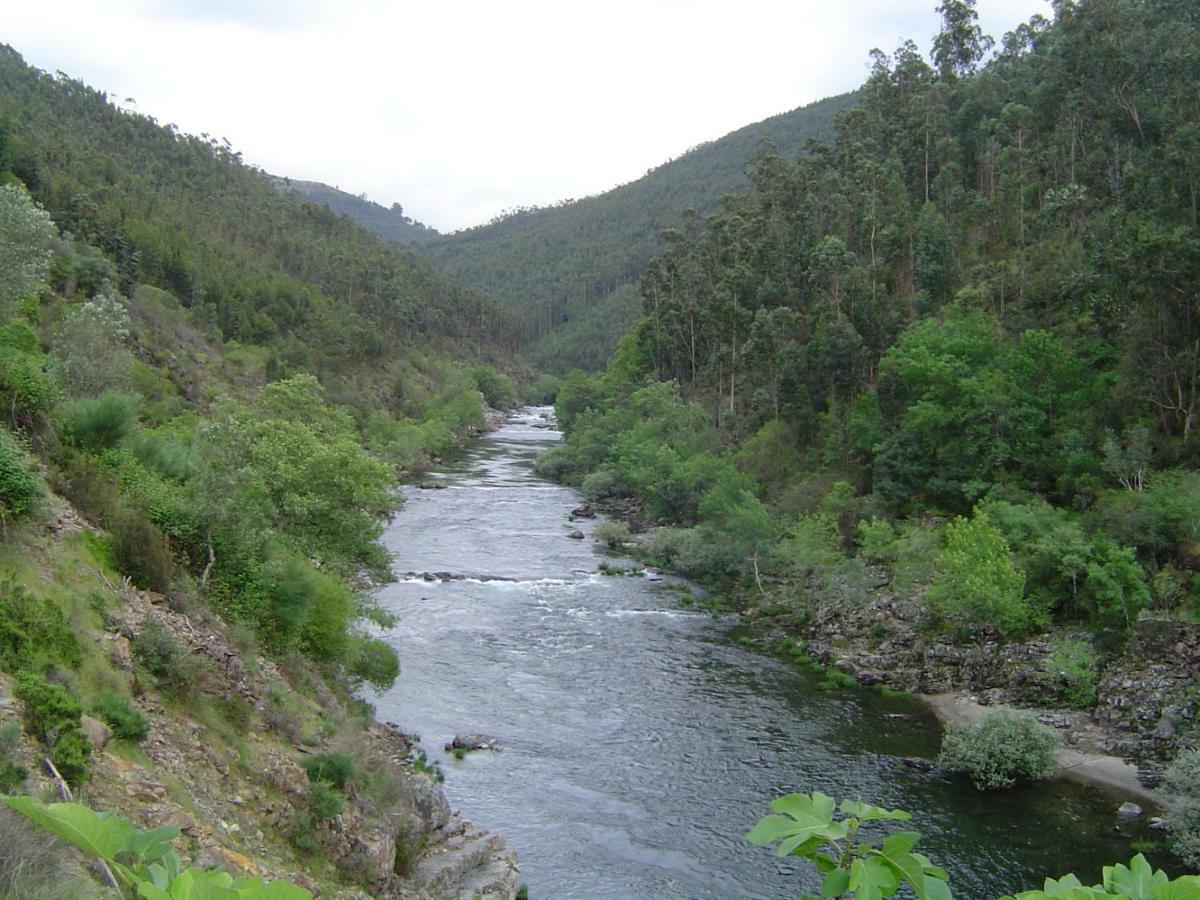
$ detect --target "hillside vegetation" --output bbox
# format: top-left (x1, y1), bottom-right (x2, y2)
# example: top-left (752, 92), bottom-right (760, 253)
top-left (0, 45), bottom-right (522, 897)
top-left (271, 177), bottom-right (440, 246)
top-left (424, 92), bottom-right (858, 371)
top-left (542, 0), bottom-right (1200, 774)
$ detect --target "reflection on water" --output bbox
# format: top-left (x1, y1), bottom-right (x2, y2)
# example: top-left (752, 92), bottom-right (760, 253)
top-left (373, 408), bottom-right (1155, 899)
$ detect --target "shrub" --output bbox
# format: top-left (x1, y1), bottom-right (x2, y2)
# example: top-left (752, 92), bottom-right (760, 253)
top-left (0, 721), bottom-right (27, 793)
top-left (939, 708), bottom-right (1059, 790)
top-left (61, 392), bottom-right (139, 451)
top-left (857, 517), bottom-right (898, 565)
top-left (524, 374), bottom-right (561, 405)
top-left (89, 692), bottom-right (149, 743)
top-left (471, 366), bottom-right (515, 409)
top-left (1041, 637), bottom-right (1098, 708)
top-left (347, 636), bottom-right (400, 691)
top-left (928, 511), bottom-right (1035, 635)
top-left (110, 504), bottom-right (174, 591)
top-left (0, 433), bottom-right (40, 524)
top-left (303, 751), bottom-right (357, 790)
top-left (581, 469), bottom-right (621, 501)
top-left (13, 673), bottom-right (91, 786)
top-left (593, 520), bottom-right (631, 549)
top-left (0, 577), bottom-right (82, 673)
top-left (1160, 748), bottom-right (1200, 869)
top-left (131, 620), bottom-right (201, 698)
top-left (304, 781), bottom-right (344, 821)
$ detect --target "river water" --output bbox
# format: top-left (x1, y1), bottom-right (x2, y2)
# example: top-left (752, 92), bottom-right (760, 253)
top-left (373, 408), bottom-right (1155, 899)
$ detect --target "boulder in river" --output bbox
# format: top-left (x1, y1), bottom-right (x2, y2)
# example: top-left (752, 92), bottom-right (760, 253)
top-left (571, 505), bottom-right (596, 519)
top-left (1117, 801), bottom-right (1143, 818)
top-left (445, 734), bottom-right (498, 753)
top-left (567, 529), bottom-right (585, 540)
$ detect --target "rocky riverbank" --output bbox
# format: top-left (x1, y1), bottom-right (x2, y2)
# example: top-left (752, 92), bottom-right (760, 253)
top-left (744, 585), bottom-right (1199, 787)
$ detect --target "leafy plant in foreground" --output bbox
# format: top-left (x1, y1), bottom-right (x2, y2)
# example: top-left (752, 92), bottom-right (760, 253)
top-left (1001, 852), bottom-right (1200, 899)
top-left (0, 795), bottom-right (310, 898)
top-left (746, 791), bottom-right (951, 899)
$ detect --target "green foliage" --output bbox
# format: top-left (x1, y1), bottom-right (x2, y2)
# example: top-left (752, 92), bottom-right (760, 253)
top-left (928, 511), bottom-right (1034, 635)
top-left (302, 781), bottom-right (344, 822)
top-left (302, 752), bottom-right (356, 790)
top-left (49, 291), bottom-right (134, 397)
top-left (857, 518), bottom-right (898, 566)
top-left (593, 520), bottom-right (632, 549)
top-left (13, 672), bottom-right (90, 786)
top-left (132, 620), bottom-right (201, 699)
top-left (0, 795), bottom-right (311, 898)
top-left (1002, 853), bottom-right (1200, 899)
top-left (939, 708), bottom-right (1059, 790)
top-left (471, 365), bottom-right (515, 409)
top-left (0, 576), bottom-right (81, 673)
top-left (89, 692), bottom-right (149, 743)
top-left (524, 374), bottom-right (562, 404)
top-left (1040, 638), bottom-right (1098, 709)
top-left (0, 183), bottom-right (55, 314)
top-left (1161, 748), bottom-right (1200, 870)
top-left (745, 791), bottom-right (951, 900)
top-left (110, 504), bottom-right (175, 592)
top-left (0, 721), bottom-right (27, 793)
top-left (0, 431), bottom-right (41, 523)
top-left (347, 636), bottom-right (400, 691)
top-left (61, 392), bottom-right (140, 451)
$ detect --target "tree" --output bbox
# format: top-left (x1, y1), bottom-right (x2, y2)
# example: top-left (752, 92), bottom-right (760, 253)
top-left (932, 0), bottom-right (994, 81)
top-left (49, 290), bottom-right (134, 397)
top-left (928, 510), bottom-right (1033, 634)
top-left (0, 184), bottom-right (55, 316)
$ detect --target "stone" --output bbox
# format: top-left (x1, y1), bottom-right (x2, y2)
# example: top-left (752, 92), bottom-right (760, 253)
top-left (80, 715), bottom-right (113, 751)
top-left (110, 636), bottom-right (134, 671)
top-left (567, 530), bottom-right (585, 540)
top-left (1153, 714), bottom-right (1176, 740)
top-left (1150, 817), bottom-right (1170, 831)
top-left (446, 734), bottom-right (498, 752)
top-left (1116, 802), bottom-right (1143, 818)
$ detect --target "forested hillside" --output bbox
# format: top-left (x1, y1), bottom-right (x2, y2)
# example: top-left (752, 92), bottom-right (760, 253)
top-left (543, 0), bottom-right (1200, 772)
top-left (423, 92), bottom-right (858, 371)
top-left (0, 45), bottom-right (523, 896)
top-left (271, 176), bottom-right (440, 245)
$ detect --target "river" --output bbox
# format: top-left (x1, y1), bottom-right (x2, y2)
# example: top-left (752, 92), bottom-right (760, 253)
top-left (372, 408), bottom-right (1156, 899)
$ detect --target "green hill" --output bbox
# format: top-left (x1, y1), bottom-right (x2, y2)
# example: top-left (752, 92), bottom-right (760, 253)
top-left (271, 175), bottom-right (441, 245)
top-left (424, 91), bottom-right (859, 371)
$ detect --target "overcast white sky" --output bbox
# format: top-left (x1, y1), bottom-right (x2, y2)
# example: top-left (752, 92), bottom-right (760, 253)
top-left (5, 0), bottom-right (1048, 232)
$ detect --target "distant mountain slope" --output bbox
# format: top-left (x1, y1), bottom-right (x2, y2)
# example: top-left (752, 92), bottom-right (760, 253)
top-left (271, 176), bottom-right (440, 245)
top-left (424, 91), bottom-right (860, 371)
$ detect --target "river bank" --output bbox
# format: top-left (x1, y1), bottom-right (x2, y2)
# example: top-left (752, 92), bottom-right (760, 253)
top-left (583, 489), bottom-right (1198, 801)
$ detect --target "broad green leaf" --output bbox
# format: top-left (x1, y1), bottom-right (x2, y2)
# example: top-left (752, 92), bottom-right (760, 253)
top-left (873, 839), bottom-right (928, 899)
top-left (778, 833), bottom-right (828, 859)
top-left (1106, 855), bottom-right (1169, 900)
top-left (923, 874), bottom-right (953, 900)
top-left (746, 814), bottom-right (802, 846)
top-left (230, 878), bottom-right (313, 900)
top-left (0, 796), bottom-right (133, 863)
top-left (822, 869), bottom-right (851, 898)
top-left (1153, 879), bottom-right (1200, 900)
top-left (125, 824), bottom-right (182, 864)
top-left (841, 799), bottom-right (912, 823)
top-left (166, 868), bottom-right (239, 899)
top-left (137, 883), bottom-right (172, 900)
top-left (849, 857), bottom-right (900, 900)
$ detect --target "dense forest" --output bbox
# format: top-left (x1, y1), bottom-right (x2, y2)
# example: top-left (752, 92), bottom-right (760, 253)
top-left (422, 92), bottom-right (858, 371)
top-left (0, 44), bottom-right (523, 897)
top-left (544, 0), bottom-right (1199, 679)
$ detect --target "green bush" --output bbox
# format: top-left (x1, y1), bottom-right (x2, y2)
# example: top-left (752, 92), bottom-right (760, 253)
top-left (0, 432), bottom-right (40, 523)
top-left (304, 781), bottom-right (344, 822)
top-left (0, 577), bottom-right (82, 673)
top-left (346, 636), bottom-right (400, 691)
top-left (593, 520), bottom-right (632, 549)
top-left (471, 365), bottom-right (515, 409)
top-left (302, 751), bottom-right (357, 790)
top-left (939, 708), bottom-right (1059, 790)
top-left (89, 692), bottom-right (149, 743)
top-left (131, 619), bottom-right (201, 698)
top-left (13, 673), bottom-right (91, 786)
top-left (61, 392), bottom-right (139, 451)
top-left (857, 517), bottom-right (898, 565)
top-left (581, 469), bottom-right (621, 501)
top-left (0, 721), bottom-right (27, 793)
top-left (524, 374), bottom-right (561, 405)
top-left (110, 504), bottom-right (174, 592)
top-left (1160, 748), bottom-right (1200, 869)
top-left (1041, 637), bottom-right (1098, 708)
top-left (928, 511), bottom-right (1036, 635)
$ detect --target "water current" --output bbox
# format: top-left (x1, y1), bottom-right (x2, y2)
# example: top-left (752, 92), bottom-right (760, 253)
top-left (373, 408), bottom-right (1156, 899)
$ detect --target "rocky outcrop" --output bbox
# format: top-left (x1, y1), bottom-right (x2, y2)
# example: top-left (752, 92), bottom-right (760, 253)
top-left (752, 588), bottom-right (1200, 771)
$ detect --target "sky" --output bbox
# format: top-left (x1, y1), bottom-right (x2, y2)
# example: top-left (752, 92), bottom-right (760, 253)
top-left (4, 0), bottom-right (1049, 233)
